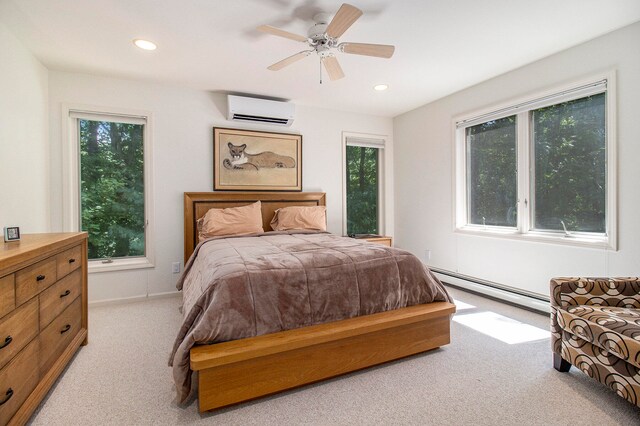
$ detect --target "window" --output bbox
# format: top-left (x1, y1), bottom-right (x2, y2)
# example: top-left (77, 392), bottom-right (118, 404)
top-left (531, 94), bottom-right (606, 233)
top-left (78, 118), bottom-right (145, 260)
top-left (64, 108), bottom-right (154, 270)
top-left (455, 75), bottom-right (615, 248)
top-left (343, 134), bottom-right (385, 236)
top-left (466, 116), bottom-right (517, 227)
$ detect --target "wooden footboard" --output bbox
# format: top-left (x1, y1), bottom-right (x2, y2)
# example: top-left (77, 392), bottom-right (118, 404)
top-left (190, 301), bottom-right (456, 412)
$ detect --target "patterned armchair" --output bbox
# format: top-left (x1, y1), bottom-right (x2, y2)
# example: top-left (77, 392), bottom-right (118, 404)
top-left (550, 277), bottom-right (640, 407)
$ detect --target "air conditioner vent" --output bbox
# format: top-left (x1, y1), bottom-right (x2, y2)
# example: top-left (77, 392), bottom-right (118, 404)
top-left (227, 95), bottom-right (295, 127)
top-left (231, 114), bottom-right (290, 126)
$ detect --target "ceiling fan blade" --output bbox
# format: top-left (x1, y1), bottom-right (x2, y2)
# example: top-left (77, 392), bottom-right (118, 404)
top-left (322, 56), bottom-right (345, 81)
top-left (326, 4), bottom-right (363, 38)
top-left (267, 51), bottom-right (310, 71)
top-left (341, 43), bottom-right (395, 58)
top-left (257, 25), bottom-right (308, 42)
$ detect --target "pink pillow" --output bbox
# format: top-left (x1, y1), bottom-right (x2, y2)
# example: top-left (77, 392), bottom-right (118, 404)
top-left (198, 201), bottom-right (264, 242)
top-left (270, 206), bottom-right (326, 231)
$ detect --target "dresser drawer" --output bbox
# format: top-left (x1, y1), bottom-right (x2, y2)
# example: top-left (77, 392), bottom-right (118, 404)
top-left (39, 269), bottom-right (82, 329)
top-left (0, 299), bottom-right (38, 371)
top-left (0, 275), bottom-right (14, 319)
top-left (56, 244), bottom-right (82, 279)
top-left (0, 338), bottom-right (39, 426)
top-left (39, 297), bottom-right (81, 375)
top-left (15, 257), bottom-right (57, 306)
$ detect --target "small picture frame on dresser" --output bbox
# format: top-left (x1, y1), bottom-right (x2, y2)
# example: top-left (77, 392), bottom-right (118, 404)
top-left (3, 226), bottom-right (20, 242)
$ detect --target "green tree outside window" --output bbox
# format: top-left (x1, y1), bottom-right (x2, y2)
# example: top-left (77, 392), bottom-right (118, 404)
top-left (346, 145), bottom-right (379, 235)
top-left (79, 119), bottom-right (145, 260)
top-left (533, 93), bottom-right (606, 233)
top-left (466, 116), bottom-right (517, 227)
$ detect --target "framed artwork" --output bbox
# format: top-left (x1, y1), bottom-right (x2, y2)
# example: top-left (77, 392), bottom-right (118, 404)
top-left (3, 226), bottom-right (20, 242)
top-left (213, 127), bottom-right (302, 191)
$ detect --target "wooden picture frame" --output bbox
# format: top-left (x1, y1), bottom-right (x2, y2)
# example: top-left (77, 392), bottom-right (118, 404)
top-left (213, 127), bottom-right (302, 191)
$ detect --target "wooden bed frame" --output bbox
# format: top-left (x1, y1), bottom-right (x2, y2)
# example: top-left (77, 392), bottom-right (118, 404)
top-left (183, 192), bottom-right (456, 412)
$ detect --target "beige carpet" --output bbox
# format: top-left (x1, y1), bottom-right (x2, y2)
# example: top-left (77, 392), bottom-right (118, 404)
top-left (29, 287), bottom-right (640, 425)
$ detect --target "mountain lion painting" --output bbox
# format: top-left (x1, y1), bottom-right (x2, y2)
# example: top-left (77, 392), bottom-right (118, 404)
top-left (223, 142), bottom-right (296, 170)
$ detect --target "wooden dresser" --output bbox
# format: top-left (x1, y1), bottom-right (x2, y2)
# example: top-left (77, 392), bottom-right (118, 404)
top-left (0, 233), bottom-right (88, 426)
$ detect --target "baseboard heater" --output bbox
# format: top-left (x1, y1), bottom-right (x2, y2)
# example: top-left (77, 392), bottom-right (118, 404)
top-left (430, 267), bottom-right (550, 314)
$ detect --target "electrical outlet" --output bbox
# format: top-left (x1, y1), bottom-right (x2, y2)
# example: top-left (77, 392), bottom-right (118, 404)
top-left (425, 250), bottom-right (431, 261)
top-left (172, 262), bottom-right (181, 274)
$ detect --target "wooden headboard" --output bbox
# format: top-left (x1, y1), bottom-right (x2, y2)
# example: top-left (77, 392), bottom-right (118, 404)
top-left (183, 192), bottom-right (326, 262)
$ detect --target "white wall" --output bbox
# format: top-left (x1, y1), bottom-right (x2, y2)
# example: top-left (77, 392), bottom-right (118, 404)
top-left (394, 22), bottom-right (640, 297)
top-left (0, 22), bottom-right (49, 232)
top-left (48, 71), bottom-right (393, 302)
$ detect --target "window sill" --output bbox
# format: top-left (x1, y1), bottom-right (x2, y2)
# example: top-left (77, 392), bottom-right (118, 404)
top-left (455, 227), bottom-right (614, 250)
top-left (88, 257), bottom-right (155, 274)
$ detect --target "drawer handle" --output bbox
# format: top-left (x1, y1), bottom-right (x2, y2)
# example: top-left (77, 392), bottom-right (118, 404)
top-left (36, 274), bottom-right (46, 281)
top-left (60, 290), bottom-right (71, 298)
top-left (60, 324), bottom-right (71, 334)
top-left (68, 258), bottom-right (76, 264)
top-left (0, 336), bottom-right (12, 350)
top-left (0, 388), bottom-right (13, 406)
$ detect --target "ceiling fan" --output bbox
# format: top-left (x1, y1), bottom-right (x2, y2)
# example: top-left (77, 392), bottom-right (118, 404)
top-left (258, 3), bottom-right (395, 82)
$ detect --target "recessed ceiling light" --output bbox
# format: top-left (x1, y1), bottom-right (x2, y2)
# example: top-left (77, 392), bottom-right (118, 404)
top-left (373, 84), bottom-right (388, 91)
top-left (133, 39), bottom-right (157, 51)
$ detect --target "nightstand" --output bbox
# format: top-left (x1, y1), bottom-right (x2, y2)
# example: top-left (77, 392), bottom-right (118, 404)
top-left (363, 236), bottom-right (392, 247)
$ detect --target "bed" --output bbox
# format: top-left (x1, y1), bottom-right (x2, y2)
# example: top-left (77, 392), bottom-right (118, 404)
top-left (171, 192), bottom-right (455, 412)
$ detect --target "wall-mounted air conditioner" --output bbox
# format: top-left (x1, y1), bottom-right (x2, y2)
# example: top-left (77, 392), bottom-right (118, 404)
top-left (227, 95), bottom-right (295, 127)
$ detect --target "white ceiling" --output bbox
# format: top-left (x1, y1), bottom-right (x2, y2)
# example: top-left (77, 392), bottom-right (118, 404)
top-left (2, 0), bottom-right (639, 117)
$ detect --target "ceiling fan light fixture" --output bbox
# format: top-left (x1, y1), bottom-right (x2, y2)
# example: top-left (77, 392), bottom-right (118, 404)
top-left (133, 39), bottom-right (157, 51)
top-left (374, 84), bottom-right (388, 91)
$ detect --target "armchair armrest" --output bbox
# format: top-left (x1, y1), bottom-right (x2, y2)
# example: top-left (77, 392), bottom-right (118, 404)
top-left (550, 277), bottom-right (640, 309)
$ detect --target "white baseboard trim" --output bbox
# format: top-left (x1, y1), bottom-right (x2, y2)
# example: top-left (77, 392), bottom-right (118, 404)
top-left (89, 290), bottom-right (181, 307)
top-left (432, 268), bottom-right (550, 314)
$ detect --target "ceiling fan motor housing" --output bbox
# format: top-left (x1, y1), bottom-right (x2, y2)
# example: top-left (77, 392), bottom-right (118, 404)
top-left (308, 23), bottom-right (328, 40)
top-left (316, 43), bottom-right (333, 57)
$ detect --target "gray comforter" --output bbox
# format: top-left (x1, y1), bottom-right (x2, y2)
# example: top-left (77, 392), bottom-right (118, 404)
top-left (169, 231), bottom-right (451, 402)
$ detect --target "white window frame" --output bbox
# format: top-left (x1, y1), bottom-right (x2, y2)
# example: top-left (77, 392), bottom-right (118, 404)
top-left (62, 104), bottom-right (155, 272)
top-left (453, 71), bottom-right (617, 250)
top-left (342, 132), bottom-right (386, 236)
